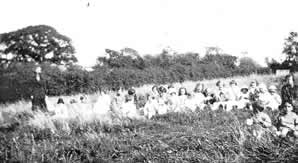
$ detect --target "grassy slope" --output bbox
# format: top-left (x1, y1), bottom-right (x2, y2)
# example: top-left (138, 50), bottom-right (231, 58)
top-left (0, 73), bottom-right (298, 162)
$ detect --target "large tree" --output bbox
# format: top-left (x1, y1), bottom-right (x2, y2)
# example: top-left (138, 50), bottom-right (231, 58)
top-left (96, 48), bottom-right (145, 69)
top-left (0, 25), bottom-right (77, 65)
top-left (283, 31), bottom-right (298, 64)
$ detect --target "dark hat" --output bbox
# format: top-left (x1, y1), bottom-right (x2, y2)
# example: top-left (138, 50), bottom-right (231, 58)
top-left (128, 88), bottom-right (136, 95)
top-left (229, 80), bottom-right (237, 85)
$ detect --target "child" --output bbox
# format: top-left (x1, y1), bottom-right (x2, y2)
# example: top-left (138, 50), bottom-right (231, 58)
top-left (156, 86), bottom-right (168, 114)
top-left (246, 101), bottom-right (272, 139)
top-left (167, 87), bottom-right (179, 112)
top-left (238, 87), bottom-right (250, 109)
top-left (267, 85), bottom-right (281, 111)
top-left (276, 102), bottom-right (298, 138)
top-left (193, 83), bottom-right (206, 110)
top-left (177, 87), bottom-right (188, 111)
top-left (228, 80), bottom-right (241, 101)
top-left (122, 88), bottom-right (138, 118)
top-left (257, 83), bottom-right (271, 108)
top-left (248, 80), bottom-right (259, 102)
top-left (142, 93), bottom-right (158, 119)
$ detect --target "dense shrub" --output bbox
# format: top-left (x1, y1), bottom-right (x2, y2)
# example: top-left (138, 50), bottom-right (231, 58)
top-left (0, 52), bottom-right (270, 103)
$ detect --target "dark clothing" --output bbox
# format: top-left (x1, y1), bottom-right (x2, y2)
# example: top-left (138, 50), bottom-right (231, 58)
top-left (31, 78), bottom-right (48, 112)
top-left (281, 84), bottom-right (298, 106)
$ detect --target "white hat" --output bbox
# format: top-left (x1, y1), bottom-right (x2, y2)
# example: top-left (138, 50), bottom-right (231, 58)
top-left (268, 85), bottom-right (277, 91)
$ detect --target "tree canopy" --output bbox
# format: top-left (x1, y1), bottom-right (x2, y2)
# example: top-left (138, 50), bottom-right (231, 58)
top-left (0, 25), bottom-right (77, 66)
top-left (283, 31), bottom-right (298, 64)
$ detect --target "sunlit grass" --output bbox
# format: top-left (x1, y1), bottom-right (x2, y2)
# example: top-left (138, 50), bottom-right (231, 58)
top-left (0, 73), bottom-right (297, 162)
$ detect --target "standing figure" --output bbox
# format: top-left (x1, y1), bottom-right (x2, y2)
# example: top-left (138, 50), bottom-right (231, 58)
top-left (31, 66), bottom-right (48, 112)
top-left (281, 74), bottom-right (298, 109)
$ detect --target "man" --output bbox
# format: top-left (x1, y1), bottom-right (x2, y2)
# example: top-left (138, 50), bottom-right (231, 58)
top-left (31, 66), bottom-right (48, 112)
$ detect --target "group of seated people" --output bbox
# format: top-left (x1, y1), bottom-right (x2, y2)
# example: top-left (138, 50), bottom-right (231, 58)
top-left (109, 74), bottom-right (298, 139)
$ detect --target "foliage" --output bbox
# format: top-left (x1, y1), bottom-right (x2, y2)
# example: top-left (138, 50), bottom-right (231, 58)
top-left (283, 31), bottom-right (298, 63)
top-left (1, 109), bottom-right (298, 162)
top-left (0, 46), bottom-right (270, 103)
top-left (0, 25), bottom-right (77, 65)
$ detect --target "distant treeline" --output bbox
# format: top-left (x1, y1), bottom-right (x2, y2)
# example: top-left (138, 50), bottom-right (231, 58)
top-left (0, 50), bottom-right (270, 103)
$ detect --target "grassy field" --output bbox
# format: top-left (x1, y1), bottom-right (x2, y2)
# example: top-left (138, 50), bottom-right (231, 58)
top-left (0, 73), bottom-right (298, 162)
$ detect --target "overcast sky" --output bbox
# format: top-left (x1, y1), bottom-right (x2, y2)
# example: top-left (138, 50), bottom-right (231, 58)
top-left (1, 0), bottom-right (298, 67)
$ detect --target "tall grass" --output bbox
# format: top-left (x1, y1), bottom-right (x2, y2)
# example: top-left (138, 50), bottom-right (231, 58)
top-left (0, 73), bottom-right (297, 162)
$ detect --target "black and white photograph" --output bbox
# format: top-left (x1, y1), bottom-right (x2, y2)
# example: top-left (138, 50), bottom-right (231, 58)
top-left (1, 0), bottom-right (298, 162)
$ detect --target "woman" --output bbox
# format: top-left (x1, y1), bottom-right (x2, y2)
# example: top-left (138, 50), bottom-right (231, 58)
top-left (281, 74), bottom-right (298, 107)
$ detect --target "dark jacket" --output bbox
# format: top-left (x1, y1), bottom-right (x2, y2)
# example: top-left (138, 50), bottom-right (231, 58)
top-left (31, 77), bottom-right (48, 112)
top-left (281, 84), bottom-right (298, 106)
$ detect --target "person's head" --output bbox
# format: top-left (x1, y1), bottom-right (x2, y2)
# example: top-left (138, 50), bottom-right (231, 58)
top-left (158, 86), bottom-right (167, 96)
top-left (194, 83), bottom-right (204, 93)
top-left (152, 85), bottom-right (159, 94)
top-left (216, 80), bottom-right (224, 90)
top-left (258, 83), bottom-right (267, 93)
top-left (240, 87), bottom-right (249, 94)
top-left (284, 102), bottom-right (294, 113)
top-left (268, 85), bottom-right (277, 94)
top-left (252, 101), bottom-right (265, 113)
top-left (250, 80), bottom-right (258, 88)
top-left (57, 98), bottom-right (64, 104)
top-left (146, 93), bottom-right (155, 101)
top-left (80, 95), bottom-right (87, 103)
top-left (229, 80), bottom-right (237, 86)
top-left (128, 88), bottom-right (136, 96)
top-left (70, 99), bottom-right (77, 104)
top-left (204, 88), bottom-right (212, 96)
top-left (178, 87), bottom-right (187, 96)
top-left (285, 74), bottom-right (295, 87)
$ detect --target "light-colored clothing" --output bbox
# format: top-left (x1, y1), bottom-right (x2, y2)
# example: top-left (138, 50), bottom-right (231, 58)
top-left (258, 92), bottom-right (271, 106)
top-left (279, 112), bottom-right (298, 130)
top-left (122, 101), bottom-right (138, 118)
top-left (267, 93), bottom-right (281, 111)
top-left (193, 92), bottom-right (206, 109)
top-left (143, 100), bottom-right (158, 119)
top-left (167, 95), bottom-right (180, 112)
top-left (252, 112), bottom-right (272, 128)
top-left (157, 96), bottom-right (168, 114)
top-left (228, 86), bottom-right (241, 101)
